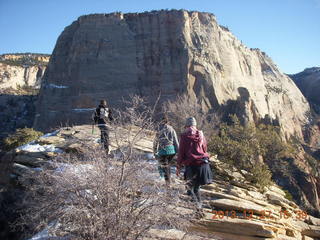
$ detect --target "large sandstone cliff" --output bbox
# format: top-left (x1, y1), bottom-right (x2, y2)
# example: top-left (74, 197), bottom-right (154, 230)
top-left (34, 10), bottom-right (310, 140)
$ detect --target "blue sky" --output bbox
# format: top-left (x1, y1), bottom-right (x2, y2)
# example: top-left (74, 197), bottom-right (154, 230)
top-left (0, 0), bottom-right (319, 74)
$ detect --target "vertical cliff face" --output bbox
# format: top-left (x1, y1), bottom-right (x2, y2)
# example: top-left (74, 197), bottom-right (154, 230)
top-left (34, 10), bottom-right (310, 139)
top-left (0, 64), bottom-right (46, 91)
top-left (290, 67), bottom-right (320, 113)
top-left (0, 54), bottom-right (49, 93)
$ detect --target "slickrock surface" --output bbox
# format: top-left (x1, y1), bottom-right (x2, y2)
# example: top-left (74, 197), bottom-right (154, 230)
top-left (2, 124), bottom-right (320, 240)
top-left (35, 10), bottom-right (309, 140)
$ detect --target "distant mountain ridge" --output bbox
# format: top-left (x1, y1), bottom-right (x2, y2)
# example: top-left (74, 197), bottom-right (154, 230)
top-left (0, 53), bottom-right (50, 67)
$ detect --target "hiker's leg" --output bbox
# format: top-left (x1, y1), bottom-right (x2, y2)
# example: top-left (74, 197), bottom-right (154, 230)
top-left (99, 127), bottom-right (104, 144)
top-left (164, 154), bottom-right (175, 185)
top-left (158, 156), bottom-right (166, 178)
top-left (193, 182), bottom-right (201, 203)
top-left (185, 172), bottom-right (197, 199)
top-left (100, 126), bottom-right (109, 153)
top-left (103, 130), bottom-right (110, 153)
top-left (187, 179), bottom-right (199, 202)
top-left (184, 166), bottom-right (194, 196)
top-left (185, 166), bottom-right (201, 205)
top-left (163, 156), bottom-right (171, 186)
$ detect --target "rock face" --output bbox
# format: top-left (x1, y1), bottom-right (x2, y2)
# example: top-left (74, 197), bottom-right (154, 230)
top-left (0, 54), bottom-right (49, 93)
top-left (0, 64), bottom-right (45, 92)
top-left (290, 67), bottom-right (320, 113)
top-left (34, 10), bottom-right (310, 139)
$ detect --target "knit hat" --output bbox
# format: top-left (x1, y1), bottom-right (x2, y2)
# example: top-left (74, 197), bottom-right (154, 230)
top-left (185, 117), bottom-right (197, 127)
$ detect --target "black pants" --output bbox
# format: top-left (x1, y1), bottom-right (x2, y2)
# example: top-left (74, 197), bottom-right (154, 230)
top-left (158, 154), bottom-right (175, 183)
top-left (186, 176), bottom-right (201, 203)
top-left (98, 125), bottom-right (109, 153)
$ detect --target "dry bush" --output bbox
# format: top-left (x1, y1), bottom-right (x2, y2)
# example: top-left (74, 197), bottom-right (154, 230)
top-left (16, 95), bottom-right (194, 240)
top-left (162, 94), bottom-right (219, 137)
top-left (4, 128), bottom-right (43, 151)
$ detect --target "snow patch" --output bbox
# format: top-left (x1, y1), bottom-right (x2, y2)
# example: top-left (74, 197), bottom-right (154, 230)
top-left (146, 153), bottom-right (155, 160)
top-left (54, 163), bottom-right (94, 175)
top-left (72, 108), bottom-right (95, 112)
top-left (27, 221), bottom-right (68, 240)
top-left (17, 143), bottom-right (63, 153)
top-left (41, 130), bottom-right (60, 138)
top-left (48, 83), bottom-right (69, 89)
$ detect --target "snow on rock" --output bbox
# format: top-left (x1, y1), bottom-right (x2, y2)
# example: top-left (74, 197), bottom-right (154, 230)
top-left (72, 108), bottom-right (95, 112)
top-left (41, 130), bottom-right (60, 138)
top-left (47, 83), bottom-right (68, 89)
top-left (27, 221), bottom-right (69, 240)
top-left (17, 143), bottom-right (63, 153)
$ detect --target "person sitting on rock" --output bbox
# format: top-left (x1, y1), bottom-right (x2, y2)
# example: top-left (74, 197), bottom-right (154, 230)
top-left (92, 100), bottom-right (113, 154)
top-left (176, 117), bottom-right (213, 208)
top-left (153, 114), bottom-right (179, 187)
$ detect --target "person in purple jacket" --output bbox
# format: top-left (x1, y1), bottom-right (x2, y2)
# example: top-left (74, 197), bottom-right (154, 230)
top-left (177, 117), bottom-right (213, 208)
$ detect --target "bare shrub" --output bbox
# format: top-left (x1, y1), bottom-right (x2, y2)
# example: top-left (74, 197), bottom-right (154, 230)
top-left (4, 128), bottom-right (43, 151)
top-left (162, 94), bottom-right (219, 137)
top-left (16, 95), bottom-right (194, 240)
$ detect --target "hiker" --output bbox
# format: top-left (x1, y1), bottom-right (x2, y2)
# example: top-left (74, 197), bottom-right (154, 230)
top-left (92, 100), bottom-right (113, 154)
top-left (153, 114), bottom-right (179, 187)
top-left (176, 117), bottom-right (213, 208)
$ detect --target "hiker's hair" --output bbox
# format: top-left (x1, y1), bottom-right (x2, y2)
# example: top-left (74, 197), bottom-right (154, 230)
top-left (100, 99), bottom-right (107, 107)
top-left (162, 113), bottom-right (168, 124)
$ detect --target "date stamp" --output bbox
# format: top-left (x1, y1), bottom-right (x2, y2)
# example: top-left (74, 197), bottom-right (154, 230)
top-left (211, 209), bottom-right (308, 221)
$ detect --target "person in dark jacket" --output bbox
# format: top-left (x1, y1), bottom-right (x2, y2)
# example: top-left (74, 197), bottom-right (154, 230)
top-left (177, 117), bottom-right (213, 208)
top-left (153, 114), bottom-right (179, 187)
top-left (92, 100), bottom-right (113, 153)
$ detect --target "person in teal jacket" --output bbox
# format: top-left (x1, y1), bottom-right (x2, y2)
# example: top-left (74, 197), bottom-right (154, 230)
top-left (153, 114), bottom-right (179, 186)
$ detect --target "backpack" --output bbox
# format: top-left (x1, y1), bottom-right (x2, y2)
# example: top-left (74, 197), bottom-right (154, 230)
top-left (94, 107), bottom-right (109, 123)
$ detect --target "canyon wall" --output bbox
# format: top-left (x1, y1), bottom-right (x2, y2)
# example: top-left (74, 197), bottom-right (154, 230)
top-left (290, 67), bottom-right (320, 113)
